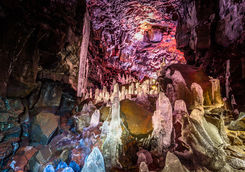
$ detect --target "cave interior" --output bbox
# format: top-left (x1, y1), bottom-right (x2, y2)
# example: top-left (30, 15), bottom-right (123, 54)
top-left (0, 0), bottom-right (245, 171)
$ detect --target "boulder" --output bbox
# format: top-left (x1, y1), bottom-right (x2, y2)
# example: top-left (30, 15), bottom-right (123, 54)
top-left (137, 149), bottom-right (153, 165)
top-left (7, 98), bottom-right (24, 116)
top-left (100, 106), bottom-right (111, 122)
top-left (35, 82), bottom-right (63, 113)
top-left (120, 99), bottom-right (153, 136)
top-left (73, 112), bottom-right (91, 132)
top-left (162, 152), bottom-right (189, 172)
top-left (31, 112), bottom-right (59, 144)
top-left (8, 146), bottom-right (37, 171)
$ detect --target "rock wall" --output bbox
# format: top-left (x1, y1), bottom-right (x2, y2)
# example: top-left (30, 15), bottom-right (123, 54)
top-left (0, 0), bottom-right (86, 97)
top-left (176, 0), bottom-right (245, 110)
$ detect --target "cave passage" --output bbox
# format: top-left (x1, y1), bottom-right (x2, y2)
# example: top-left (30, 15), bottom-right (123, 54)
top-left (0, 0), bottom-right (245, 172)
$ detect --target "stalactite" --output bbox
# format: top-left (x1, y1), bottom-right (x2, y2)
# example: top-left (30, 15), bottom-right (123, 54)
top-left (77, 9), bottom-right (90, 97)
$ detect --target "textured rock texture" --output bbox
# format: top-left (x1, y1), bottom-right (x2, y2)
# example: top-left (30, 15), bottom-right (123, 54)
top-left (0, 0), bottom-right (85, 97)
top-left (87, 0), bottom-right (186, 87)
top-left (176, 0), bottom-right (245, 110)
top-left (31, 112), bottom-right (59, 145)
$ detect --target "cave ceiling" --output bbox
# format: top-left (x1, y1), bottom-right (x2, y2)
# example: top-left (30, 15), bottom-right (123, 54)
top-left (87, 0), bottom-right (186, 87)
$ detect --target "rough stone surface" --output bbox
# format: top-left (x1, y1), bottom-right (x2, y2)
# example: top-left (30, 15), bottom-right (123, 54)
top-left (31, 112), bottom-right (59, 144)
top-left (0, 0), bottom-right (86, 97)
top-left (120, 99), bottom-right (153, 136)
top-left (176, 0), bottom-right (245, 110)
top-left (162, 152), bottom-right (189, 172)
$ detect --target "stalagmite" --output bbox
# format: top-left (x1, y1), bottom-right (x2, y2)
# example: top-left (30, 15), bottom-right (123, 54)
top-left (102, 95), bottom-right (122, 169)
top-left (152, 92), bottom-right (173, 152)
top-left (77, 9), bottom-right (90, 97)
top-left (191, 83), bottom-right (204, 108)
top-left (174, 100), bottom-right (188, 114)
top-left (165, 69), bottom-right (190, 103)
top-left (89, 109), bottom-right (100, 128)
top-left (82, 147), bottom-right (106, 172)
top-left (162, 152), bottom-right (189, 172)
top-left (166, 84), bottom-right (176, 105)
top-left (209, 77), bottom-right (223, 106)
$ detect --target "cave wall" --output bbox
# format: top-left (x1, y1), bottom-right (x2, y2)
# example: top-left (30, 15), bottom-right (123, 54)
top-left (0, 0), bottom-right (86, 97)
top-left (176, 0), bottom-right (245, 110)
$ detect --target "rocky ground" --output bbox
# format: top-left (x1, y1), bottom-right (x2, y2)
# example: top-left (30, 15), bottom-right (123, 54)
top-left (0, 65), bottom-right (245, 172)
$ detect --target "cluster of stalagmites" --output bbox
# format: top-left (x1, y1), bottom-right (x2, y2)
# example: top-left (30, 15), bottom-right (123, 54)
top-left (71, 69), bottom-right (245, 171)
top-left (1, 67), bottom-right (245, 172)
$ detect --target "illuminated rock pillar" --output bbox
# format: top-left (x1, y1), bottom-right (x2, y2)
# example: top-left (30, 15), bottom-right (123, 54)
top-left (102, 89), bottom-right (122, 169)
top-left (152, 92), bottom-right (173, 153)
top-left (77, 9), bottom-right (90, 97)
